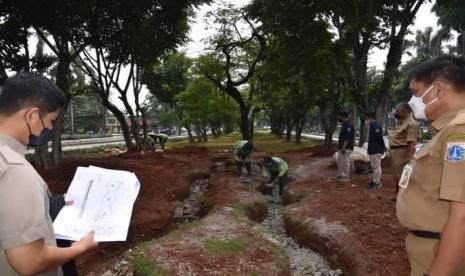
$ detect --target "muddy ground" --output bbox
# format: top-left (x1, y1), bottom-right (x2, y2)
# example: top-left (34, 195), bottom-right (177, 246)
top-left (41, 144), bottom-right (410, 275)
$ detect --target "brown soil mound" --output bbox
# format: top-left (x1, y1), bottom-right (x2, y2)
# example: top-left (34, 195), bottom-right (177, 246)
top-left (38, 144), bottom-right (409, 275)
top-left (40, 149), bottom-right (215, 275)
top-left (137, 207), bottom-right (289, 276)
top-left (282, 156), bottom-right (409, 275)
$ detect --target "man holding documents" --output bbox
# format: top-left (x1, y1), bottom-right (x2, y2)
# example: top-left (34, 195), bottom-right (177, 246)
top-left (0, 73), bottom-right (98, 276)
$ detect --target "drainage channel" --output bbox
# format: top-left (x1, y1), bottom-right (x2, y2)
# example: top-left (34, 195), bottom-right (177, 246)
top-left (173, 178), bottom-right (210, 224)
top-left (258, 188), bottom-right (343, 276)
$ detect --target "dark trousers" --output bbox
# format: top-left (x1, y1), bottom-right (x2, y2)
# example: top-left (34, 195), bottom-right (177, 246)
top-left (269, 172), bottom-right (288, 195)
top-left (50, 196), bottom-right (78, 276)
top-left (235, 157), bottom-right (251, 174)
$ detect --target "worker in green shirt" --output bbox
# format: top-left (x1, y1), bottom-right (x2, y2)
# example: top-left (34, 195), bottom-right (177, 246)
top-left (147, 133), bottom-right (169, 150)
top-left (262, 156), bottom-right (288, 196)
top-left (233, 140), bottom-right (254, 175)
top-left (157, 133), bottom-right (169, 150)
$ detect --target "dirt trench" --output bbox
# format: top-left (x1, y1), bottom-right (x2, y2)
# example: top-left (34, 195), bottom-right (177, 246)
top-left (42, 145), bottom-right (410, 275)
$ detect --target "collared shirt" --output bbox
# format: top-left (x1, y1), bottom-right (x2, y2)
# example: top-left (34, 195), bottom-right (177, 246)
top-left (338, 121), bottom-right (355, 150)
top-left (368, 121), bottom-right (385, 155)
top-left (389, 115), bottom-right (419, 147)
top-left (397, 109), bottom-right (465, 232)
top-left (0, 134), bottom-right (62, 276)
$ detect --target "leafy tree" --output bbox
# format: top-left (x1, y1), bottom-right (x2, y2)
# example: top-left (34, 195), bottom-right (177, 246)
top-left (199, 4), bottom-right (266, 140)
top-left (328, 0), bottom-right (425, 145)
top-left (391, 26), bottom-right (452, 110)
top-left (76, 0), bottom-right (211, 150)
top-left (249, 0), bottom-right (346, 146)
top-left (145, 94), bottom-right (181, 133)
top-left (142, 53), bottom-right (193, 136)
top-left (434, 0), bottom-right (465, 55)
top-left (177, 78), bottom-right (239, 141)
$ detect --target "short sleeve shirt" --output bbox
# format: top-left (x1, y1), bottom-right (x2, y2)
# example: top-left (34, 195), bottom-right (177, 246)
top-left (233, 140), bottom-right (252, 162)
top-left (0, 134), bottom-right (62, 276)
top-left (389, 116), bottom-right (419, 147)
top-left (397, 109), bottom-right (465, 232)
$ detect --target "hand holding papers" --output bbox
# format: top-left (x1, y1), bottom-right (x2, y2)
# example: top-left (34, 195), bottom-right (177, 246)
top-left (53, 166), bottom-right (140, 242)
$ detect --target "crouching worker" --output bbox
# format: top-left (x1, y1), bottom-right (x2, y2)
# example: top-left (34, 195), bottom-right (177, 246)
top-left (157, 133), bottom-right (169, 150)
top-left (0, 72), bottom-right (98, 276)
top-left (233, 140), bottom-right (254, 175)
top-left (147, 133), bottom-right (169, 150)
top-left (262, 156), bottom-right (288, 196)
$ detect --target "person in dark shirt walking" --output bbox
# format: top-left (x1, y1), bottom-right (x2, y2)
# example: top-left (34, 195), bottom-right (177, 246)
top-left (336, 111), bottom-right (355, 182)
top-left (366, 112), bottom-right (386, 190)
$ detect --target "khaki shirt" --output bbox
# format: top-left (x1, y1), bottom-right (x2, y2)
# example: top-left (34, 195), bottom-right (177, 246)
top-left (0, 134), bottom-right (62, 276)
top-left (397, 109), bottom-right (465, 232)
top-left (389, 115), bottom-right (420, 147)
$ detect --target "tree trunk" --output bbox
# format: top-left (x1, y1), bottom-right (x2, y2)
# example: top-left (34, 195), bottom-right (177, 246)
top-left (376, 35), bottom-right (404, 124)
top-left (319, 103), bottom-right (338, 150)
top-left (140, 110), bottom-right (149, 150)
top-left (324, 128), bottom-right (334, 149)
top-left (51, 57), bottom-right (72, 166)
top-left (249, 111), bottom-right (256, 141)
top-left (202, 124), bottom-right (208, 141)
top-left (286, 123), bottom-right (292, 142)
top-left (33, 146), bottom-right (51, 169)
top-left (239, 108), bottom-right (251, 140)
top-left (186, 125), bottom-right (194, 142)
top-left (295, 121), bottom-right (303, 145)
top-left (101, 99), bottom-right (134, 150)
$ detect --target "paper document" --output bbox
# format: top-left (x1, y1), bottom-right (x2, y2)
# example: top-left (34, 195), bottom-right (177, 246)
top-left (53, 166), bottom-right (140, 242)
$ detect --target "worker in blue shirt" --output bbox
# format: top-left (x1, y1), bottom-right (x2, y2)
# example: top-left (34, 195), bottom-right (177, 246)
top-left (336, 111), bottom-right (355, 182)
top-left (366, 112), bottom-right (386, 190)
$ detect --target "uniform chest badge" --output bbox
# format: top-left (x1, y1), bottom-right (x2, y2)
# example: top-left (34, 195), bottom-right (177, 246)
top-left (446, 143), bottom-right (465, 162)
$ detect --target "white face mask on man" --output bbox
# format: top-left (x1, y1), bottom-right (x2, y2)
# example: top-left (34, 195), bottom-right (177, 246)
top-left (408, 85), bottom-right (438, 120)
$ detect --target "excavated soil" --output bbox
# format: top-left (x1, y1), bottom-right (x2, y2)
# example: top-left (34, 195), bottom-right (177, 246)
top-left (40, 144), bottom-right (410, 275)
top-left (281, 149), bottom-right (410, 276)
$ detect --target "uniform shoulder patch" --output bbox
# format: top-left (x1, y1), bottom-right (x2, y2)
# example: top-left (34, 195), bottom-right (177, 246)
top-left (445, 142), bottom-right (465, 162)
top-left (447, 133), bottom-right (465, 141)
top-left (0, 145), bottom-right (26, 165)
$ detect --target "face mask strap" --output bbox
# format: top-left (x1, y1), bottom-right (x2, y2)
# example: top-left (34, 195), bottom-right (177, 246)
top-left (420, 85), bottom-right (434, 99)
top-left (26, 122), bottom-right (33, 135)
top-left (38, 114), bottom-right (47, 129)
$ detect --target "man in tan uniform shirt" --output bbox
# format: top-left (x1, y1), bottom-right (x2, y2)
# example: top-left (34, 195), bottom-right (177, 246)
top-left (0, 73), bottom-right (97, 275)
top-left (389, 103), bottom-right (419, 193)
top-left (397, 55), bottom-right (465, 276)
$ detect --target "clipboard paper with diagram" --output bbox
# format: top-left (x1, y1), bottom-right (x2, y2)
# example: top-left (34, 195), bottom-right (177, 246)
top-left (53, 166), bottom-right (140, 242)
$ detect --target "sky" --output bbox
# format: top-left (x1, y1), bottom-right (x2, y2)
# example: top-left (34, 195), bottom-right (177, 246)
top-left (183, 0), bottom-right (442, 70)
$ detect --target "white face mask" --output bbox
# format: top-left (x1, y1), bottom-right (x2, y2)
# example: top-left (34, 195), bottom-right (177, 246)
top-left (408, 85), bottom-right (438, 120)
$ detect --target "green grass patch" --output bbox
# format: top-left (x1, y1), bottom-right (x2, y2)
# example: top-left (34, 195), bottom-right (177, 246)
top-left (281, 205), bottom-right (292, 217)
top-left (168, 131), bottom-right (321, 153)
top-left (243, 182), bottom-right (258, 191)
top-left (269, 240), bottom-right (290, 273)
top-left (130, 242), bottom-right (169, 276)
top-left (233, 196), bottom-right (268, 215)
top-left (203, 238), bottom-right (248, 254)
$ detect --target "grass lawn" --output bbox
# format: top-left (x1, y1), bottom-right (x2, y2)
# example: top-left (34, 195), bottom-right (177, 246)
top-left (168, 131), bottom-right (322, 153)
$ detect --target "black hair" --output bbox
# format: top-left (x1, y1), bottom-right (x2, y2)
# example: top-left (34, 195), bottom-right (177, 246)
top-left (0, 72), bottom-right (66, 116)
top-left (243, 141), bottom-right (254, 151)
top-left (409, 55), bottom-right (465, 90)
top-left (263, 156), bottom-right (272, 164)
top-left (396, 102), bottom-right (412, 113)
top-left (365, 112), bottom-right (376, 120)
top-left (338, 111), bottom-right (349, 118)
